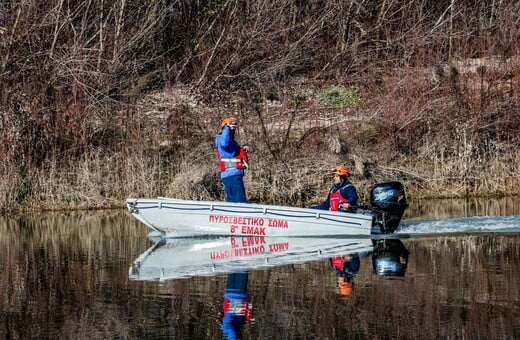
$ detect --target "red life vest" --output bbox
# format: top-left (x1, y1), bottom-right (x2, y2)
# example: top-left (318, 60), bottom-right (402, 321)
top-left (223, 298), bottom-right (253, 321)
top-left (331, 256), bottom-right (346, 270)
top-left (218, 146), bottom-right (249, 172)
top-left (329, 187), bottom-right (350, 211)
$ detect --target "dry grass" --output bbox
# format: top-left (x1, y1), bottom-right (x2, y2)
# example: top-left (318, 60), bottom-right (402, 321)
top-left (1, 1), bottom-right (519, 213)
top-left (1, 72), bottom-right (519, 213)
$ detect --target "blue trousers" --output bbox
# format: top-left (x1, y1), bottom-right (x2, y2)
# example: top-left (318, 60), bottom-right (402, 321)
top-left (222, 175), bottom-right (248, 203)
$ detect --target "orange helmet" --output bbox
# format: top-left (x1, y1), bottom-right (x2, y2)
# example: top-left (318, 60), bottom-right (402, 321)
top-left (221, 117), bottom-right (237, 129)
top-left (338, 281), bottom-right (353, 296)
top-left (332, 164), bottom-right (350, 177)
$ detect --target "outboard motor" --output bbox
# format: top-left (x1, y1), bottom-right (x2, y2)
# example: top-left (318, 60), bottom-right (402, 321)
top-left (370, 181), bottom-right (407, 233)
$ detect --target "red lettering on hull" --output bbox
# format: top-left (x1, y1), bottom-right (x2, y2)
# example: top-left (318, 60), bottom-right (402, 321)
top-left (209, 215), bottom-right (265, 226)
top-left (267, 218), bottom-right (289, 228)
top-left (208, 215), bottom-right (289, 233)
top-left (240, 226), bottom-right (266, 235)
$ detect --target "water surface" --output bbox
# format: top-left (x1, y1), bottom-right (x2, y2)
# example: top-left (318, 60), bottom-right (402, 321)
top-left (1, 197), bottom-right (519, 339)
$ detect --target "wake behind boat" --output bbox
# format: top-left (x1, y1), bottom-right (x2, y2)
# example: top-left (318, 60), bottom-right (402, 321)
top-left (129, 236), bottom-right (374, 281)
top-left (126, 181), bottom-right (408, 238)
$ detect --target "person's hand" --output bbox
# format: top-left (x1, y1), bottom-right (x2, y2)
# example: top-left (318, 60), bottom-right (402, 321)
top-left (242, 143), bottom-right (251, 152)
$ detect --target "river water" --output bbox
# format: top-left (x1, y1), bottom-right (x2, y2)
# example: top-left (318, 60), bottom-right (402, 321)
top-left (1, 197), bottom-right (519, 339)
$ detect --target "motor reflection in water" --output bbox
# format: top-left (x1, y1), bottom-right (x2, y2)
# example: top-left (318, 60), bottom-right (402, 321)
top-left (371, 239), bottom-right (410, 277)
top-left (221, 272), bottom-right (254, 340)
top-left (329, 239), bottom-right (410, 296)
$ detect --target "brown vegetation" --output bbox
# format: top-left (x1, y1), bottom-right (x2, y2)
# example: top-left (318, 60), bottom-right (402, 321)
top-left (1, 0), bottom-right (519, 213)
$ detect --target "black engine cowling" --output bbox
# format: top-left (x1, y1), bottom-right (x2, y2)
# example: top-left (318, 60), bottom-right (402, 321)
top-left (370, 181), bottom-right (407, 233)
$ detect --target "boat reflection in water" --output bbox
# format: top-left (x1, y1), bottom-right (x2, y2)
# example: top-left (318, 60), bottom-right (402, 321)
top-left (129, 235), bottom-right (374, 339)
top-left (128, 235), bottom-right (407, 338)
top-left (128, 235), bottom-right (374, 280)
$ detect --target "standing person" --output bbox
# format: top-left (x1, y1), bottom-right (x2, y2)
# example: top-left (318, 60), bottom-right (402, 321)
top-left (215, 117), bottom-right (250, 203)
top-left (311, 164), bottom-right (358, 212)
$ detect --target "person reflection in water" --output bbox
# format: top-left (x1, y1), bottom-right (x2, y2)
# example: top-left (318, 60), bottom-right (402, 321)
top-left (222, 272), bottom-right (254, 340)
top-left (330, 253), bottom-right (361, 296)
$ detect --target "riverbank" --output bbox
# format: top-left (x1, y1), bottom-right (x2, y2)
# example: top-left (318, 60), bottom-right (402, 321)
top-left (1, 2), bottom-right (518, 214)
top-left (2, 77), bottom-right (520, 215)
top-left (1, 84), bottom-right (518, 215)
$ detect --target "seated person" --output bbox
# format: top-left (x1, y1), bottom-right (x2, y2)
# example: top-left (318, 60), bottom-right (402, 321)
top-left (311, 164), bottom-right (358, 212)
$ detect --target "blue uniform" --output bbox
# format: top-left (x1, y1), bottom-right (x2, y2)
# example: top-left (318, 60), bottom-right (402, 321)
top-left (311, 179), bottom-right (358, 211)
top-left (215, 126), bottom-right (248, 203)
top-left (222, 272), bottom-right (252, 340)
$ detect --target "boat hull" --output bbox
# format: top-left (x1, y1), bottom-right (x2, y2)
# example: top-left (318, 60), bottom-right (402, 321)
top-left (126, 197), bottom-right (375, 238)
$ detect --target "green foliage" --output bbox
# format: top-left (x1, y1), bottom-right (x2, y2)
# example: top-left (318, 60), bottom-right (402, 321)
top-left (202, 0), bottom-right (227, 16)
top-left (318, 85), bottom-right (359, 109)
top-left (288, 93), bottom-right (306, 109)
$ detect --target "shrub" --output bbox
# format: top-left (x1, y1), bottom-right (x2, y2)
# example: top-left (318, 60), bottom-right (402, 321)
top-left (318, 85), bottom-right (359, 109)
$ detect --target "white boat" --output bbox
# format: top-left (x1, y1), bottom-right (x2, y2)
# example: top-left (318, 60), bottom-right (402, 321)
top-left (128, 235), bottom-right (374, 281)
top-left (126, 181), bottom-right (408, 238)
top-left (127, 197), bottom-right (375, 237)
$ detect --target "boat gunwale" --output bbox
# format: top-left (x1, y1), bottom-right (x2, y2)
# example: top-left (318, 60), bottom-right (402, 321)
top-left (126, 197), bottom-right (375, 224)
